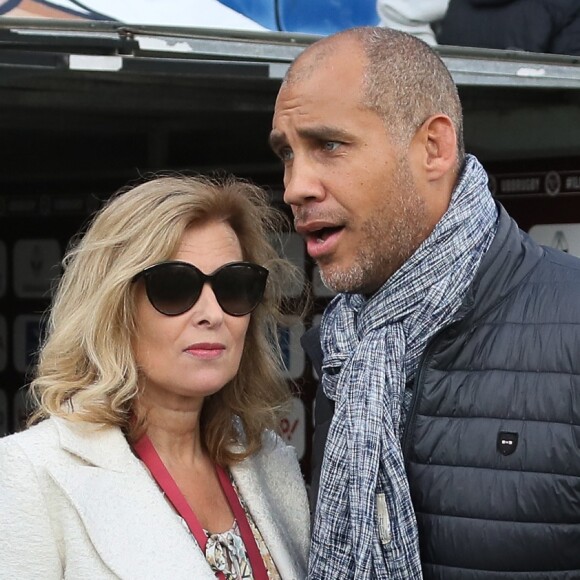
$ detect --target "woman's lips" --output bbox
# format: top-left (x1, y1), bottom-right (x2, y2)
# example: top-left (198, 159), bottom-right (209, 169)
top-left (184, 343), bottom-right (225, 359)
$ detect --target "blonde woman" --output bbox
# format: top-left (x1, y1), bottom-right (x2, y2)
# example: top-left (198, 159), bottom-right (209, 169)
top-left (0, 176), bottom-right (309, 579)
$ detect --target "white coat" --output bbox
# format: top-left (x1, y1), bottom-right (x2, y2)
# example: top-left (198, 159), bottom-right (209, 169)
top-left (376, 0), bottom-right (451, 45)
top-left (0, 417), bottom-right (310, 579)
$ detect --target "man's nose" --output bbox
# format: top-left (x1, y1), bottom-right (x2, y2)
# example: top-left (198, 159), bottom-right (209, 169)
top-left (283, 157), bottom-right (325, 207)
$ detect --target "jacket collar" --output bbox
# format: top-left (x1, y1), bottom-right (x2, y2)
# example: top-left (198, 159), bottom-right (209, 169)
top-left (48, 417), bottom-right (215, 579)
top-left (230, 440), bottom-right (307, 579)
top-left (53, 415), bottom-right (133, 472)
top-left (458, 203), bottom-right (543, 321)
top-left (49, 417), bottom-right (304, 580)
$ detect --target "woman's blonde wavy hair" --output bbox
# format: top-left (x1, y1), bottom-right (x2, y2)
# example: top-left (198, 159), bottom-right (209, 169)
top-left (28, 175), bottom-right (299, 465)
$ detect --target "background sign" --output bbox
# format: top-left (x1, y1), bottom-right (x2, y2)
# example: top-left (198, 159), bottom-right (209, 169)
top-left (279, 316), bottom-right (305, 379)
top-left (12, 388), bottom-right (31, 433)
top-left (13, 314), bottom-right (43, 374)
top-left (0, 389), bottom-right (6, 436)
top-left (528, 223), bottom-right (580, 257)
top-left (0, 241), bottom-right (6, 299)
top-left (274, 233), bottom-right (306, 298)
top-left (0, 315), bottom-right (6, 373)
top-left (279, 396), bottom-right (306, 460)
top-left (13, 239), bottom-right (61, 299)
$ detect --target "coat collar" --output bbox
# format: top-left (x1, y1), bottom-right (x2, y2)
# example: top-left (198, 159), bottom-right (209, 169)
top-left (230, 439), bottom-right (308, 580)
top-left (458, 203), bottom-right (544, 321)
top-left (48, 417), bottom-right (215, 579)
top-left (48, 417), bottom-right (306, 580)
top-left (53, 416), bottom-right (132, 471)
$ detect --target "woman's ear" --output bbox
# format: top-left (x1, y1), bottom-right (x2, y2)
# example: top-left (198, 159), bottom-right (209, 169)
top-left (414, 114), bottom-right (458, 182)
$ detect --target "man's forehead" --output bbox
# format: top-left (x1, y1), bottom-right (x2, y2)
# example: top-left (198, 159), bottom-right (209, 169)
top-left (285, 35), bottom-right (364, 86)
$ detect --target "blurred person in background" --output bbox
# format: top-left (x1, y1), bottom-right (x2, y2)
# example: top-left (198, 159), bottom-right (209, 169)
top-left (438, 0), bottom-right (580, 56)
top-left (377, 0), bottom-right (450, 45)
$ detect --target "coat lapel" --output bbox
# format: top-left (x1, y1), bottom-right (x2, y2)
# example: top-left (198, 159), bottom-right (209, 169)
top-left (48, 418), bottom-right (214, 580)
top-left (231, 443), bottom-right (306, 580)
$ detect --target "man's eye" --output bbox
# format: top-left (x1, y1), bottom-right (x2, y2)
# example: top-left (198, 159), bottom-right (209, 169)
top-left (323, 141), bottom-right (340, 152)
top-left (279, 148), bottom-right (293, 162)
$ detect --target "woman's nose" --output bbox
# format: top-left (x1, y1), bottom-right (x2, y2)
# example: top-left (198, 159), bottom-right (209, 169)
top-left (189, 282), bottom-right (224, 325)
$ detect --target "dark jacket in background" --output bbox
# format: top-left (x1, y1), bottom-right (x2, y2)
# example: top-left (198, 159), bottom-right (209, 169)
top-left (304, 205), bottom-right (580, 578)
top-left (438, 0), bottom-right (580, 56)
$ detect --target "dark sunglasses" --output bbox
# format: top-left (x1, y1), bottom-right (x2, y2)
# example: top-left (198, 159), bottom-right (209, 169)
top-left (134, 261), bottom-right (268, 317)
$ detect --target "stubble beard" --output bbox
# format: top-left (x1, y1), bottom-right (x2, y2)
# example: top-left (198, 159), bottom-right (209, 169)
top-left (319, 164), bottom-right (430, 295)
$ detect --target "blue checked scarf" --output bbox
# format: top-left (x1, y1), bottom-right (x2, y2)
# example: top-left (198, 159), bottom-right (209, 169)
top-left (308, 155), bottom-right (498, 579)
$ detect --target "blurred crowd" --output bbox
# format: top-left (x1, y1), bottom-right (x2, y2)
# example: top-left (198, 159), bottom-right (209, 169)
top-left (378, 0), bottom-right (580, 56)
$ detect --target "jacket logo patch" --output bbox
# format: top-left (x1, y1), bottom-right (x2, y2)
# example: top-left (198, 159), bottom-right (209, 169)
top-left (497, 431), bottom-right (519, 456)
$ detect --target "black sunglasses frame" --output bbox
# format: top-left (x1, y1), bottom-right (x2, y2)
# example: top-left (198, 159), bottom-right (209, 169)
top-left (134, 260), bottom-right (268, 317)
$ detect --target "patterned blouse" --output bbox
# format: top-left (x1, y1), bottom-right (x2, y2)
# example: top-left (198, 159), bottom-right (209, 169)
top-left (204, 514), bottom-right (280, 579)
top-left (141, 456), bottom-right (280, 580)
top-left (191, 477), bottom-right (280, 579)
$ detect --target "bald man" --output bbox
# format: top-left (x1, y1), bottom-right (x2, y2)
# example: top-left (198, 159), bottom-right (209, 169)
top-left (271, 26), bottom-right (580, 580)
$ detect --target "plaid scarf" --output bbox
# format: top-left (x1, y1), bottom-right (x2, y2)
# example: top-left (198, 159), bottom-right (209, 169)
top-left (308, 155), bottom-right (498, 579)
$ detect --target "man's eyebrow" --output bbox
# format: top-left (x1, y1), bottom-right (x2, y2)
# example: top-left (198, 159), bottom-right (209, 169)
top-left (269, 125), bottom-right (352, 151)
top-left (268, 130), bottom-right (286, 152)
top-left (297, 125), bottom-right (352, 142)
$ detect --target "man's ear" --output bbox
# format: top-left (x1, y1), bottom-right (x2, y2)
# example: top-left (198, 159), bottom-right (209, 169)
top-left (413, 114), bottom-right (457, 182)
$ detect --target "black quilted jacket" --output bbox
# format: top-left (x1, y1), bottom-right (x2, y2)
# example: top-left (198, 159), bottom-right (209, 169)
top-left (303, 205), bottom-right (580, 579)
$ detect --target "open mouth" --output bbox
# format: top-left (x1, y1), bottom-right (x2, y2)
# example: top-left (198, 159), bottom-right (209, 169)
top-left (304, 225), bottom-right (345, 259)
top-left (310, 226), bottom-right (343, 242)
